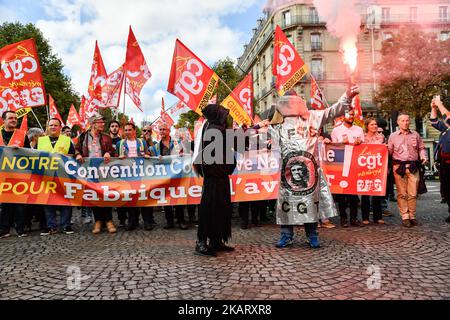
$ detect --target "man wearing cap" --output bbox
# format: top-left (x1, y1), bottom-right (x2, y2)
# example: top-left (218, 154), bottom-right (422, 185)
top-left (75, 113), bottom-right (116, 234)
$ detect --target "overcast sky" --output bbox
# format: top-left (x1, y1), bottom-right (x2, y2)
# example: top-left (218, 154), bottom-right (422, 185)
top-left (0, 0), bottom-right (266, 124)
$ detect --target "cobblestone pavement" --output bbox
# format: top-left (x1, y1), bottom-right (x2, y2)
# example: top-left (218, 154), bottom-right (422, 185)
top-left (0, 182), bottom-right (449, 300)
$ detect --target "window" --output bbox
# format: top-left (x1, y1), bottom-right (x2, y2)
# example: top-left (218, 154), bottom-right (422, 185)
top-left (439, 6), bottom-right (448, 22)
top-left (311, 33), bottom-right (322, 51)
top-left (262, 55), bottom-right (266, 70)
top-left (311, 58), bottom-right (323, 80)
top-left (440, 31), bottom-right (450, 41)
top-left (309, 7), bottom-right (319, 23)
top-left (282, 10), bottom-right (291, 27)
top-left (382, 7), bottom-right (390, 23)
top-left (409, 7), bottom-right (417, 22)
top-left (383, 32), bottom-right (393, 41)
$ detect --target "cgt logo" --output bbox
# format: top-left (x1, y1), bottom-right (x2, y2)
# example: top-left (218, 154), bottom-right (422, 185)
top-left (281, 201), bottom-right (308, 214)
top-left (239, 88), bottom-right (252, 112)
top-left (1, 49), bottom-right (38, 80)
top-left (358, 153), bottom-right (382, 170)
top-left (174, 57), bottom-right (204, 104)
top-left (276, 43), bottom-right (295, 77)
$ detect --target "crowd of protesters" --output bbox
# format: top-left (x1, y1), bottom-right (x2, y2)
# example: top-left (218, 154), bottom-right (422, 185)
top-left (0, 94), bottom-right (449, 256)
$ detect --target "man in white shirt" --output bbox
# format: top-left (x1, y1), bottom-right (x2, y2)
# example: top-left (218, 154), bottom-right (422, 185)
top-left (330, 109), bottom-right (365, 228)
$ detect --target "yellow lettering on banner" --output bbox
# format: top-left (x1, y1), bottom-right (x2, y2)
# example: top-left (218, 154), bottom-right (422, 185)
top-left (222, 95), bottom-right (252, 126)
top-left (50, 157), bottom-right (60, 170)
top-left (280, 65), bottom-right (308, 95)
top-left (196, 74), bottom-right (219, 114)
top-left (1, 156), bottom-right (60, 171)
top-left (0, 183), bottom-right (12, 194)
top-left (1, 157), bottom-right (15, 170)
top-left (45, 182), bottom-right (57, 194)
top-left (0, 181), bottom-right (57, 196)
top-left (39, 157), bottom-right (50, 170)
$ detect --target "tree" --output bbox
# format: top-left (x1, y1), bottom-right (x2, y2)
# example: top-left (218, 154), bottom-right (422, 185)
top-left (175, 110), bottom-right (200, 132)
top-left (0, 22), bottom-right (80, 128)
top-left (212, 57), bottom-right (242, 102)
top-left (374, 28), bottom-right (450, 132)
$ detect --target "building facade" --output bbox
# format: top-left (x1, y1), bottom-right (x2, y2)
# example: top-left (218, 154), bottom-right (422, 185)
top-left (237, 0), bottom-right (450, 118)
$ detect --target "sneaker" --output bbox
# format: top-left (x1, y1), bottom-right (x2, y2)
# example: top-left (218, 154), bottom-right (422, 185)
top-left (402, 219), bottom-right (412, 228)
top-left (276, 234), bottom-right (294, 248)
top-left (375, 219), bottom-right (386, 225)
top-left (178, 223), bottom-right (188, 230)
top-left (0, 231), bottom-right (11, 239)
top-left (321, 221), bottom-right (336, 229)
top-left (63, 226), bottom-right (75, 234)
top-left (409, 219), bottom-right (419, 227)
top-left (41, 228), bottom-right (57, 236)
top-left (341, 219), bottom-right (349, 228)
top-left (362, 220), bottom-right (370, 226)
top-left (17, 231), bottom-right (27, 238)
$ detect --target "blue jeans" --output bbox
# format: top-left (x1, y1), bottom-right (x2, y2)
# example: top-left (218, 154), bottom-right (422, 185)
top-left (280, 223), bottom-right (319, 240)
top-left (44, 206), bottom-right (72, 229)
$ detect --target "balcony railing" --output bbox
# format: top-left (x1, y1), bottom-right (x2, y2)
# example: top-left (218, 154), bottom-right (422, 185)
top-left (310, 72), bottom-right (325, 81)
top-left (280, 14), bottom-right (326, 28)
top-left (311, 41), bottom-right (322, 51)
top-left (362, 13), bottom-right (450, 25)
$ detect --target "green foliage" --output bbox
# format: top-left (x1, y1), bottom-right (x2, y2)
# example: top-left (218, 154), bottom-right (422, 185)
top-left (374, 28), bottom-right (450, 118)
top-left (212, 57), bottom-right (242, 102)
top-left (175, 110), bottom-right (200, 131)
top-left (0, 22), bottom-right (80, 128)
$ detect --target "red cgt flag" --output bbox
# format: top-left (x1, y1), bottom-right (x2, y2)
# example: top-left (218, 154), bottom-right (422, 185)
top-left (167, 39), bottom-right (219, 115)
top-left (310, 77), bottom-right (326, 110)
top-left (102, 64), bottom-right (124, 108)
top-left (48, 95), bottom-right (64, 125)
top-left (20, 114), bottom-right (28, 133)
top-left (160, 97), bottom-right (175, 127)
top-left (124, 26), bottom-right (151, 111)
top-left (87, 41), bottom-right (107, 103)
top-left (0, 38), bottom-right (46, 114)
top-left (221, 73), bottom-right (253, 125)
top-left (66, 104), bottom-right (82, 128)
top-left (272, 25), bottom-right (308, 96)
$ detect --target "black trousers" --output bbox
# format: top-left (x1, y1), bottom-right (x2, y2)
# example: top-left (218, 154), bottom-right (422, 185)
top-left (0, 203), bottom-right (25, 233)
top-left (93, 207), bottom-right (113, 222)
top-left (335, 194), bottom-right (360, 221)
top-left (361, 196), bottom-right (383, 222)
top-left (164, 206), bottom-right (185, 225)
top-left (239, 201), bottom-right (264, 225)
top-left (141, 207), bottom-right (155, 224)
top-left (117, 207), bottom-right (128, 223)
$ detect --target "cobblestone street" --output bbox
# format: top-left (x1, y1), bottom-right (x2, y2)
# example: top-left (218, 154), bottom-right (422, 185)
top-left (0, 182), bottom-right (449, 300)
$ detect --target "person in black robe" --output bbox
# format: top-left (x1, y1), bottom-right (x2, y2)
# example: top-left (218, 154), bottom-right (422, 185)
top-left (193, 104), bottom-right (237, 256)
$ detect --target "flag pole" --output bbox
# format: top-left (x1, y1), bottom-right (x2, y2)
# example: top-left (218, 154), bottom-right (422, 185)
top-left (30, 108), bottom-right (44, 130)
top-left (46, 95), bottom-right (50, 121)
top-left (310, 74), bottom-right (330, 109)
top-left (122, 75), bottom-right (127, 118)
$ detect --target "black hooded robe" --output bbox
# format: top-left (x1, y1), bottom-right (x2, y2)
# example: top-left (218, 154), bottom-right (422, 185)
top-left (196, 104), bottom-right (236, 245)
